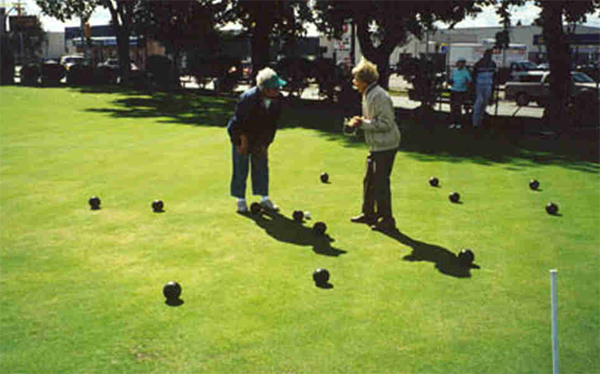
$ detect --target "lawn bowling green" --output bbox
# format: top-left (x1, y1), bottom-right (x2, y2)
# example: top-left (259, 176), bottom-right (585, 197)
top-left (1, 86), bottom-right (598, 374)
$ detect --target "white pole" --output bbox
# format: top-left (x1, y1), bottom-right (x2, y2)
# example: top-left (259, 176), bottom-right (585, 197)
top-left (550, 269), bottom-right (559, 374)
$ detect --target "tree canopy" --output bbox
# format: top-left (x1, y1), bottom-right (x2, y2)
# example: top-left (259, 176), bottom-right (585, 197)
top-left (313, 0), bottom-right (487, 88)
top-left (500, 0), bottom-right (600, 129)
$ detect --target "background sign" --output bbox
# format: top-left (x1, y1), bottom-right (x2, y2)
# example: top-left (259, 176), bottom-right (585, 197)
top-left (9, 16), bottom-right (38, 32)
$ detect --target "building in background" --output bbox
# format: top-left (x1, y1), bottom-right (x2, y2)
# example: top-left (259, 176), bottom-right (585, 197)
top-left (392, 25), bottom-right (600, 67)
top-left (64, 24), bottom-right (165, 68)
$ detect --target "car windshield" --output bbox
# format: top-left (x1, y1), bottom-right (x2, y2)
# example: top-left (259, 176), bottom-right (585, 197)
top-left (66, 57), bottom-right (84, 63)
top-left (520, 61), bottom-right (539, 70)
top-left (572, 72), bottom-right (595, 83)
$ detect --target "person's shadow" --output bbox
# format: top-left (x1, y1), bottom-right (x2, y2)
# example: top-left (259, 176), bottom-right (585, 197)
top-left (375, 227), bottom-right (480, 278)
top-left (240, 211), bottom-right (347, 257)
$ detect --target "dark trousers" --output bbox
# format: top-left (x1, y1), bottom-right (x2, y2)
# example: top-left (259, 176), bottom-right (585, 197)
top-left (362, 149), bottom-right (397, 219)
top-left (450, 90), bottom-right (468, 124)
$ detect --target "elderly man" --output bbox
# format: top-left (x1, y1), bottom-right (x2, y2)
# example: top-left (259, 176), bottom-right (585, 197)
top-left (346, 57), bottom-right (402, 231)
top-left (472, 49), bottom-right (496, 128)
top-left (227, 67), bottom-right (286, 213)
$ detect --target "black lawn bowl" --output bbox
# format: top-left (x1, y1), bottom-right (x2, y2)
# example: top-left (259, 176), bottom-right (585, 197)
top-left (250, 202), bottom-right (263, 215)
top-left (293, 210), bottom-right (304, 222)
top-left (343, 124), bottom-right (355, 134)
top-left (429, 177), bottom-right (439, 187)
top-left (89, 196), bottom-right (101, 210)
top-left (458, 249), bottom-right (475, 267)
top-left (529, 179), bottom-right (540, 190)
top-left (163, 281), bottom-right (182, 300)
top-left (313, 221), bottom-right (327, 236)
top-left (449, 192), bottom-right (460, 203)
top-left (546, 202), bottom-right (559, 215)
top-left (152, 200), bottom-right (164, 212)
top-left (313, 268), bottom-right (330, 286)
top-left (320, 172), bottom-right (329, 183)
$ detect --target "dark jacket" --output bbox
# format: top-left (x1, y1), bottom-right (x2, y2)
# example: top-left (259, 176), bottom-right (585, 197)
top-left (227, 86), bottom-right (283, 148)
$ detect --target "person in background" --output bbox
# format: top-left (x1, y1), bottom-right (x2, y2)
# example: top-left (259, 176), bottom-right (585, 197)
top-left (448, 57), bottom-right (472, 129)
top-left (227, 67), bottom-right (286, 213)
top-left (472, 49), bottom-right (497, 128)
top-left (346, 57), bottom-right (402, 231)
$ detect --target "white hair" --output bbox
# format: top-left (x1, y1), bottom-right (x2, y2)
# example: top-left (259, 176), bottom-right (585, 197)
top-left (256, 67), bottom-right (278, 90)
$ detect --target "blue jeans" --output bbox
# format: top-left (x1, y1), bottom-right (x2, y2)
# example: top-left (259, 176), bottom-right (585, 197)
top-left (472, 83), bottom-right (493, 127)
top-left (230, 144), bottom-right (269, 199)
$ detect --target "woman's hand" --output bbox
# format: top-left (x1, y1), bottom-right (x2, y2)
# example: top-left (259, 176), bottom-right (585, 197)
top-left (348, 116), bottom-right (363, 128)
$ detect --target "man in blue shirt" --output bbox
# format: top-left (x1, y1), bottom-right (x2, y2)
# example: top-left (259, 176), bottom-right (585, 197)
top-left (472, 49), bottom-right (497, 128)
top-left (448, 58), bottom-right (472, 129)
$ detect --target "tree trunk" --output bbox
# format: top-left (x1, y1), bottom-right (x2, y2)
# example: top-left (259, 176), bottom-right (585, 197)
top-left (116, 28), bottom-right (131, 84)
top-left (251, 18), bottom-right (271, 82)
top-left (354, 14), bottom-right (394, 90)
top-left (541, 1), bottom-right (571, 131)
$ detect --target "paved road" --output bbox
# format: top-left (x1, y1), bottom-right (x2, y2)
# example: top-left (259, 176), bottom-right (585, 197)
top-left (184, 75), bottom-right (544, 119)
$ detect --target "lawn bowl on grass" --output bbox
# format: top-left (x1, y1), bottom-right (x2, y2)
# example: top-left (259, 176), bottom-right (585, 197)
top-left (250, 202), bottom-right (262, 215)
top-left (163, 281), bottom-right (182, 300)
top-left (530, 179), bottom-right (540, 190)
top-left (292, 210), bottom-right (304, 222)
top-left (313, 221), bottom-right (327, 236)
top-left (546, 202), bottom-right (559, 215)
top-left (429, 177), bottom-right (439, 187)
top-left (88, 196), bottom-right (101, 210)
top-left (449, 192), bottom-right (460, 203)
top-left (458, 249), bottom-right (475, 267)
top-left (152, 199), bottom-right (164, 213)
top-left (312, 268), bottom-right (330, 286)
top-left (320, 172), bottom-right (329, 183)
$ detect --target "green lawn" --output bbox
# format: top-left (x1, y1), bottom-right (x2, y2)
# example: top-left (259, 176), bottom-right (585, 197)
top-left (1, 85), bottom-right (599, 374)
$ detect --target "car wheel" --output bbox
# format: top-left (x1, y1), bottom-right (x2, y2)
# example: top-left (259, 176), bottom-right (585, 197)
top-left (516, 92), bottom-right (530, 107)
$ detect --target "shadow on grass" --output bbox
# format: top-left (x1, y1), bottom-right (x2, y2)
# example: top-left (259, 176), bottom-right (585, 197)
top-left (240, 210), bottom-right (347, 257)
top-left (165, 298), bottom-right (184, 307)
top-left (375, 227), bottom-right (480, 278)
top-left (394, 107), bottom-right (599, 172)
top-left (74, 85), bottom-right (599, 171)
top-left (79, 85), bottom-right (236, 128)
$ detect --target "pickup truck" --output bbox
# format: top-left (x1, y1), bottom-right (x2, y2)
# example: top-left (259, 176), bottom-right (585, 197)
top-left (505, 71), bottom-right (600, 107)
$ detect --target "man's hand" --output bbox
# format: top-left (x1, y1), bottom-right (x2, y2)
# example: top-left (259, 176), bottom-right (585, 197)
top-left (237, 135), bottom-right (249, 155)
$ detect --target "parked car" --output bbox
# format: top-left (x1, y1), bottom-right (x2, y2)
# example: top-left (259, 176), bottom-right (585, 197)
top-left (505, 71), bottom-right (599, 107)
top-left (98, 58), bottom-right (139, 71)
top-left (507, 60), bottom-right (544, 81)
top-left (537, 63), bottom-right (549, 71)
top-left (60, 55), bottom-right (87, 71)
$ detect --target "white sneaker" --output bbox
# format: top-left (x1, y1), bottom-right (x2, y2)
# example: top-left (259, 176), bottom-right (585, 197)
top-left (449, 124), bottom-right (457, 129)
top-left (260, 199), bottom-right (279, 212)
top-left (455, 124), bottom-right (462, 129)
top-left (237, 200), bottom-right (248, 213)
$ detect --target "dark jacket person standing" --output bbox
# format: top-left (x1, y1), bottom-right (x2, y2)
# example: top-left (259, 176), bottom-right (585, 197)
top-left (227, 67), bottom-right (286, 213)
top-left (346, 57), bottom-right (402, 231)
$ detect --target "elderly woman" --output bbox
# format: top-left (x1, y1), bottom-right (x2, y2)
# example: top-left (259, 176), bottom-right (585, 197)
top-left (346, 57), bottom-right (401, 231)
top-left (227, 67), bottom-right (286, 213)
